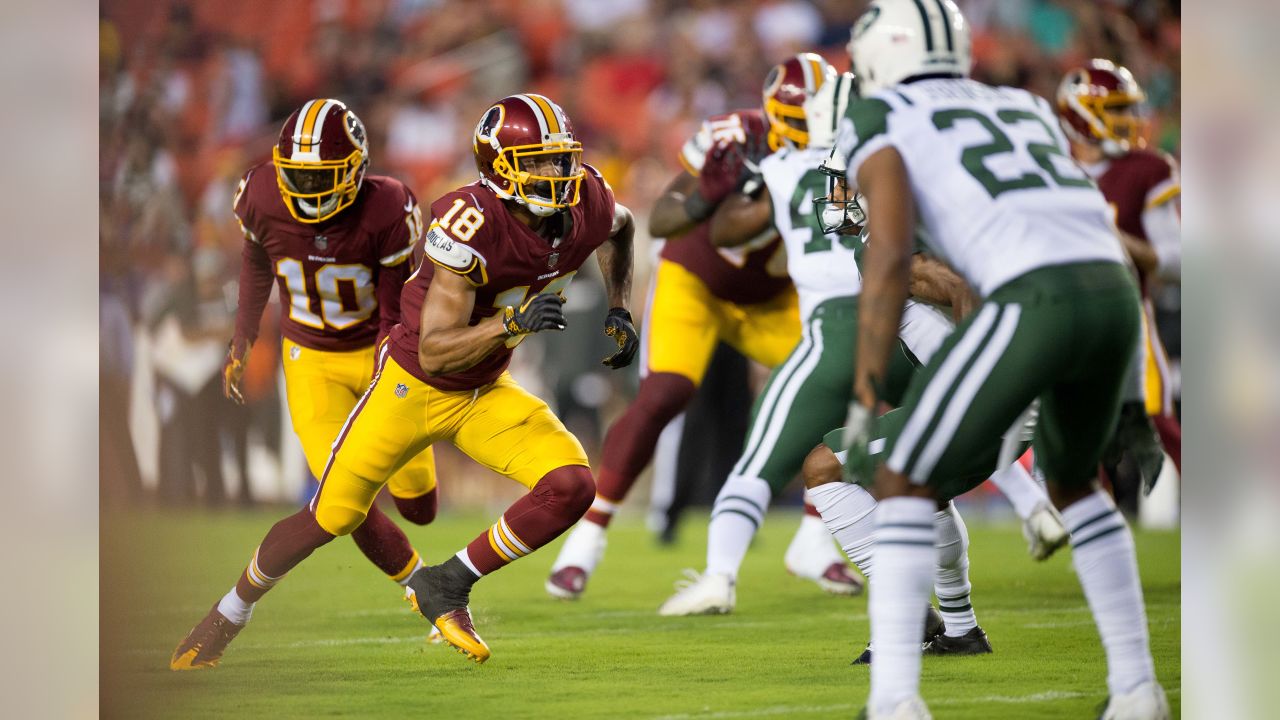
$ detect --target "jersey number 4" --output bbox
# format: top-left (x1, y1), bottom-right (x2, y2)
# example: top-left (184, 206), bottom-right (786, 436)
top-left (276, 259), bottom-right (377, 330)
top-left (932, 108), bottom-right (1094, 199)
top-left (792, 168), bottom-right (859, 254)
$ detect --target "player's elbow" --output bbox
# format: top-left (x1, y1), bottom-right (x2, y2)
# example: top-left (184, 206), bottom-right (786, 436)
top-left (417, 339), bottom-right (448, 376)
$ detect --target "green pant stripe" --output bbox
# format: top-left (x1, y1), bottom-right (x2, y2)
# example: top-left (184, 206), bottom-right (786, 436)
top-left (733, 319), bottom-right (818, 475)
top-left (913, 304), bottom-right (1023, 480)
top-left (739, 318), bottom-right (827, 478)
top-left (892, 304), bottom-right (1004, 477)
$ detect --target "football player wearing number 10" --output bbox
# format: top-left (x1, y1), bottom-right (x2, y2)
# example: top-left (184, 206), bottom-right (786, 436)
top-left (171, 99), bottom-right (441, 670)
top-left (175, 93), bottom-right (637, 667)
top-left (841, 1), bottom-right (1167, 718)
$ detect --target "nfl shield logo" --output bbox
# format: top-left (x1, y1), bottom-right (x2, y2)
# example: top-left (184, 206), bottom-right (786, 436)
top-left (314, 235), bottom-right (328, 250)
top-left (394, 383), bottom-right (408, 398)
top-left (547, 252), bottom-right (560, 268)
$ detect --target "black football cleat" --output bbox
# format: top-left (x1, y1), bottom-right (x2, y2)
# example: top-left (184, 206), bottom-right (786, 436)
top-left (852, 605), bottom-right (947, 665)
top-left (406, 559), bottom-right (491, 663)
top-left (923, 626), bottom-right (992, 656)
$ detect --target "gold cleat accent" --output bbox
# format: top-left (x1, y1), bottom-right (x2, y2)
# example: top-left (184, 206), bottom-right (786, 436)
top-left (170, 605), bottom-right (243, 671)
top-left (434, 609), bottom-right (491, 664)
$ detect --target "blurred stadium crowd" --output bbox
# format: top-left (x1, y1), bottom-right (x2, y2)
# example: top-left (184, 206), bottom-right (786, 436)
top-left (98, 0), bottom-right (1181, 511)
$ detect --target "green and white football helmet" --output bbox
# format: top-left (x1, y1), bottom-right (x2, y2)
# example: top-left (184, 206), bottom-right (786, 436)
top-left (846, 0), bottom-right (972, 96)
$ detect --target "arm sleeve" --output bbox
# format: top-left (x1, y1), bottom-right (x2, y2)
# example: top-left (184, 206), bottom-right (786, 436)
top-left (234, 238), bottom-right (274, 347)
top-left (679, 123), bottom-right (713, 176)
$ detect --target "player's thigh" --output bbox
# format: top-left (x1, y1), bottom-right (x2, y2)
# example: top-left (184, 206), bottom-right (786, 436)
top-left (312, 354), bottom-right (435, 534)
top-left (280, 339), bottom-right (373, 477)
top-left (1036, 291), bottom-right (1143, 488)
top-left (450, 373), bottom-right (590, 490)
top-left (733, 305), bottom-right (853, 492)
top-left (724, 285), bottom-right (802, 369)
top-left (884, 301), bottom-right (1057, 493)
top-left (386, 446), bottom-right (438, 499)
top-left (644, 260), bottom-right (719, 384)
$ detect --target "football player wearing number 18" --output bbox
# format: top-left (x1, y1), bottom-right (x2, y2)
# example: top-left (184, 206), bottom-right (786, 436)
top-left (841, 2), bottom-right (1167, 718)
top-left (177, 93), bottom-right (637, 667)
top-left (171, 99), bottom-right (440, 670)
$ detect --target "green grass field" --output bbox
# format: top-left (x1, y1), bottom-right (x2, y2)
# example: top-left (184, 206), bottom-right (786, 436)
top-left (101, 506), bottom-right (1179, 719)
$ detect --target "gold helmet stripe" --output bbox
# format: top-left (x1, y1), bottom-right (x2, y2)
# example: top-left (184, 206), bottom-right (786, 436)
top-left (807, 56), bottom-right (826, 91)
top-left (527, 93), bottom-right (562, 135)
top-left (292, 99), bottom-right (318, 155)
top-left (515, 94), bottom-right (551, 138)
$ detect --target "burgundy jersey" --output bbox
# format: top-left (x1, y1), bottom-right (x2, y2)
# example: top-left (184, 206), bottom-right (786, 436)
top-left (1090, 149), bottom-right (1180, 296)
top-left (232, 162), bottom-right (421, 352)
top-left (664, 109), bottom-right (791, 305)
top-left (389, 164), bottom-right (616, 391)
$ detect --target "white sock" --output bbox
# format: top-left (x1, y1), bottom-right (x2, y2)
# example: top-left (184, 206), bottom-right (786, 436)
top-left (706, 475), bottom-right (772, 578)
top-left (217, 587), bottom-right (254, 626)
top-left (550, 520), bottom-right (607, 572)
top-left (806, 482), bottom-right (878, 577)
top-left (1062, 490), bottom-right (1156, 696)
top-left (784, 512), bottom-right (845, 572)
top-left (869, 497), bottom-right (936, 714)
top-left (396, 554), bottom-right (425, 587)
top-left (987, 454), bottom-right (1047, 520)
top-left (933, 502), bottom-right (976, 636)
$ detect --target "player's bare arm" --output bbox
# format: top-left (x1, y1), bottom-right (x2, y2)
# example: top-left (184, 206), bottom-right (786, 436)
top-left (909, 254), bottom-right (977, 322)
top-left (597, 202), bottom-right (640, 368)
top-left (709, 189), bottom-right (772, 248)
top-left (853, 145), bottom-right (914, 409)
top-left (417, 267), bottom-right (507, 376)
top-left (649, 171), bottom-right (702, 238)
top-left (1117, 229), bottom-right (1159, 275)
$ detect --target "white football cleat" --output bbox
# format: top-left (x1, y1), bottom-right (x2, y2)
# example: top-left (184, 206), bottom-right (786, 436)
top-left (784, 515), bottom-right (864, 595)
top-left (657, 570), bottom-right (735, 616)
top-left (545, 521), bottom-right (607, 600)
top-left (1099, 681), bottom-right (1170, 720)
top-left (862, 696), bottom-right (932, 720)
top-left (1023, 501), bottom-right (1069, 561)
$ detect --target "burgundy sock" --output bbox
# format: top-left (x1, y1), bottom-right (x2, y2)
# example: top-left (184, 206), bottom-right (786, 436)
top-left (593, 373), bottom-right (696, 513)
top-left (350, 501), bottom-right (417, 578)
top-left (463, 465), bottom-right (595, 575)
top-left (394, 488), bottom-right (439, 525)
top-left (235, 508), bottom-right (335, 603)
top-left (804, 501), bottom-right (821, 518)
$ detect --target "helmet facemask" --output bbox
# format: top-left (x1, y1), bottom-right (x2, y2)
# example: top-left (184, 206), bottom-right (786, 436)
top-left (272, 145), bottom-right (366, 223)
top-left (814, 155), bottom-right (865, 235)
top-left (491, 140), bottom-right (584, 217)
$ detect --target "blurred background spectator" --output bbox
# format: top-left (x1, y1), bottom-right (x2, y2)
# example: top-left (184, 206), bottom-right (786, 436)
top-left (100, 0), bottom-right (1180, 518)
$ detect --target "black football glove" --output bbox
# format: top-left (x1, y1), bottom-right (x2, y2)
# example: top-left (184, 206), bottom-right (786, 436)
top-left (601, 307), bottom-right (638, 369)
top-left (502, 293), bottom-right (566, 336)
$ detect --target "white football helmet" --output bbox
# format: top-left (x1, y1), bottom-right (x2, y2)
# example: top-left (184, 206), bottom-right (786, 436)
top-left (847, 0), bottom-right (972, 96)
top-left (804, 72), bottom-right (856, 150)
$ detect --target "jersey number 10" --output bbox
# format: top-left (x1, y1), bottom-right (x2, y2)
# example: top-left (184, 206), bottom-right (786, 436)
top-left (276, 259), bottom-right (378, 330)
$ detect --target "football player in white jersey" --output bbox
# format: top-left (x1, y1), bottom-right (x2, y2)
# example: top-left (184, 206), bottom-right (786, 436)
top-left (838, 1), bottom-right (1168, 718)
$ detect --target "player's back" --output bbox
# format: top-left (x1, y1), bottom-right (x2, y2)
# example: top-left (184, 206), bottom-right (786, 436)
top-left (235, 163), bottom-right (420, 351)
top-left (840, 78), bottom-right (1124, 295)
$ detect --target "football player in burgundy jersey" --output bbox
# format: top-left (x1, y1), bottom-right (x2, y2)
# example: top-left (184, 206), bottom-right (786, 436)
top-left (171, 99), bottom-right (444, 670)
top-left (174, 93), bottom-right (636, 666)
top-left (1058, 60), bottom-right (1182, 482)
top-left (548, 54), bottom-right (862, 602)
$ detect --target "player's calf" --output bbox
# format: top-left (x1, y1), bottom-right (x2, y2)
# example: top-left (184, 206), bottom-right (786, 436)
top-left (394, 488), bottom-right (439, 525)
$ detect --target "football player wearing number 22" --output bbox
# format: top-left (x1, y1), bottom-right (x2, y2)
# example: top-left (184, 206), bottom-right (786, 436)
top-left (171, 99), bottom-right (443, 670)
top-left (174, 93), bottom-right (637, 667)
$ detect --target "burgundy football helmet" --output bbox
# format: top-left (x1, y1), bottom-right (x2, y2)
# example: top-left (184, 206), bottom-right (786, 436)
top-left (762, 52), bottom-right (836, 150)
top-left (272, 98), bottom-right (369, 223)
top-left (1057, 59), bottom-right (1147, 156)
top-left (473, 94), bottom-right (584, 217)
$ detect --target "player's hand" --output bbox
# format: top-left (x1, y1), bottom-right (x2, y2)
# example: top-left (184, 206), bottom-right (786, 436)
top-left (684, 141), bottom-right (749, 220)
top-left (502, 293), bottom-right (566, 336)
top-left (839, 401), bottom-right (876, 484)
top-left (222, 338), bottom-right (250, 405)
top-left (600, 307), bottom-right (638, 369)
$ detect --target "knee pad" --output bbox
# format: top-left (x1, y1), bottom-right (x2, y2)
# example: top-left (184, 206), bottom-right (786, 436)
top-left (394, 489), bottom-right (439, 526)
top-left (534, 465), bottom-right (596, 517)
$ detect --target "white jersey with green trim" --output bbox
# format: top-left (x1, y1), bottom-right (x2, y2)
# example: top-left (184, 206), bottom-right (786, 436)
top-left (837, 78), bottom-right (1125, 296)
top-left (760, 146), bottom-right (862, 318)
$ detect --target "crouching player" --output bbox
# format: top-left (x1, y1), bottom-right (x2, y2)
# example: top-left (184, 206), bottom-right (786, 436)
top-left (172, 93), bottom-right (637, 667)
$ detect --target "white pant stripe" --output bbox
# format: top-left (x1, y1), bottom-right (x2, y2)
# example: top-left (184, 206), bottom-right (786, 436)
top-left (913, 305), bottom-right (1022, 480)
top-left (733, 321), bottom-right (815, 474)
top-left (888, 304), bottom-right (1000, 475)
top-left (742, 318), bottom-right (826, 478)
